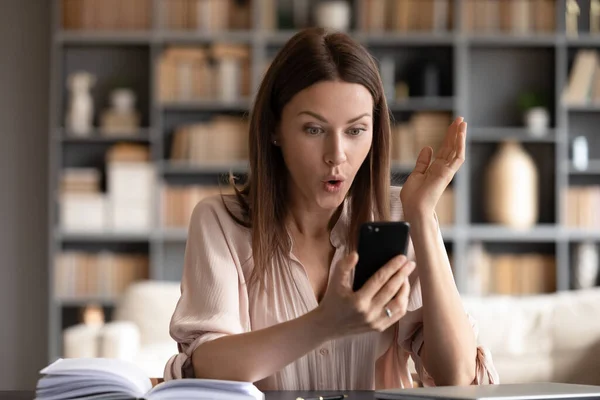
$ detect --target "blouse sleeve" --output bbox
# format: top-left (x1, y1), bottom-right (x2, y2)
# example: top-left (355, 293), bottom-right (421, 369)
top-left (390, 187), bottom-right (499, 386)
top-left (163, 196), bottom-right (250, 380)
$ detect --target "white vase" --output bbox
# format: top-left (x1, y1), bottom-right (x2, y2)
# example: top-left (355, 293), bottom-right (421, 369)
top-left (573, 242), bottom-right (599, 289)
top-left (66, 71), bottom-right (96, 136)
top-left (572, 136), bottom-right (589, 171)
top-left (314, 1), bottom-right (351, 31)
top-left (484, 140), bottom-right (539, 228)
top-left (524, 107), bottom-right (549, 137)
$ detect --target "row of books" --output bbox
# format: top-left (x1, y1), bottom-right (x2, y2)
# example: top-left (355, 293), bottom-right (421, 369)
top-left (55, 251), bottom-right (149, 299)
top-left (158, 46), bottom-right (251, 103)
top-left (391, 112), bottom-right (451, 165)
top-left (62, 0), bottom-right (151, 30)
top-left (463, 0), bottom-right (556, 34)
top-left (467, 244), bottom-right (556, 296)
top-left (159, 0), bottom-right (252, 31)
top-left (359, 0), bottom-right (452, 33)
top-left (563, 50), bottom-right (600, 106)
top-left (162, 185), bottom-right (234, 228)
top-left (169, 116), bottom-right (249, 164)
top-left (564, 185), bottom-right (600, 228)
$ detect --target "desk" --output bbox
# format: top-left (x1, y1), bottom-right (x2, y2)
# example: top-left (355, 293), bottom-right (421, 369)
top-left (0, 390), bottom-right (377, 399)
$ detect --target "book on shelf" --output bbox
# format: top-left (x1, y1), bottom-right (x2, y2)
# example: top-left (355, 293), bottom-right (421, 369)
top-left (158, 45), bottom-right (251, 103)
top-left (170, 115), bottom-right (249, 164)
top-left (467, 243), bottom-right (556, 296)
top-left (36, 357), bottom-right (264, 400)
top-left (390, 111), bottom-right (451, 165)
top-left (563, 50), bottom-right (600, 106)
top-left (360, 0), bottom-right (452, 33)
top-left (565, 185), bottom-right (600, 228)
top-left (463, 0), bottom-right (555, 34)
top-left (55, 251), bottom-right (149, 299)
top-left (158, 0), bottom-right (251, 31)
top-left (62, 0), bottom-right (151, 30)
top-left (162, 184), bottom-right (235, 228)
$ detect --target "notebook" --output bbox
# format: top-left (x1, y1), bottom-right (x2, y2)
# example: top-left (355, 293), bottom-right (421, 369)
top-left (375, 382), bottom-right (600, 400)
top-left (35, 358), bottom-right (265, 400)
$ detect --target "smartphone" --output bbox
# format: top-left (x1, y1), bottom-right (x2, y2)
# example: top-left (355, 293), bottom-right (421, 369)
top-left (352, 221), bottom-right (410, 292)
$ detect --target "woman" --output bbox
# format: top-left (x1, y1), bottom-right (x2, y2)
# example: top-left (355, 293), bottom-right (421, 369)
top-left (164, 27), bottom-right (499, 390)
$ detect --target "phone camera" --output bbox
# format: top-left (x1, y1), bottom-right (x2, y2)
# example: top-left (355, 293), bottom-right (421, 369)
top-left (375, 227), bottom-right (379, 232)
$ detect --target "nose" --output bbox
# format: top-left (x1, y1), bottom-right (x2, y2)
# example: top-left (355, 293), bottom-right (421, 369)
top-left (324, 132), bottom-right (347, 166)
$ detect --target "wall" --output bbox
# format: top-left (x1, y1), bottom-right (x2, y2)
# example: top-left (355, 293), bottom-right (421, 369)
top-left (0, 0), bottom-right (50, 391)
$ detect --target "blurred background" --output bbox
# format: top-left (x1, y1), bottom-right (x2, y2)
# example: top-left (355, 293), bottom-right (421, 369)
top-left (4, 0), bottom-right (600, 391)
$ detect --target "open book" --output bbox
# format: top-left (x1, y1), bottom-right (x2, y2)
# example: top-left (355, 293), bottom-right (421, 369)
top-left (36, 358), bottom-right (265, 400)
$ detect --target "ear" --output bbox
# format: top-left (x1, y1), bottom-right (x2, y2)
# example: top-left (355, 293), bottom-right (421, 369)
top-left (271, 124), bottom-right (281, 146)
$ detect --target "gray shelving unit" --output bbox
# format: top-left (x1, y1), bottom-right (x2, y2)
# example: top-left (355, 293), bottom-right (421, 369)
top-left (47, 0), bottom-right (600, 362)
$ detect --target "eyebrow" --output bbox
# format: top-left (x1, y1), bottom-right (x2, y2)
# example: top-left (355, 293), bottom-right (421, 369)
top-left (297, 111), bottom-right (371, 124)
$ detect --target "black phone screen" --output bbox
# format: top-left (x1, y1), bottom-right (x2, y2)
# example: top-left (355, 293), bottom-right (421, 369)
top-left (352, 221), bottom-right (410, 291)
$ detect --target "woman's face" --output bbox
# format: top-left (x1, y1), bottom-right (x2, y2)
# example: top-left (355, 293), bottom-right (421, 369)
top-left (276, 80), bottom-right (374, 211)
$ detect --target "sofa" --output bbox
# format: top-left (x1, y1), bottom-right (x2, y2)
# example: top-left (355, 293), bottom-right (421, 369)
top-left (63, 281), bottom-right (600, 383)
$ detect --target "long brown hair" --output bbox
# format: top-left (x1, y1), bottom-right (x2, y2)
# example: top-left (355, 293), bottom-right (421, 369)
top-left (225, 27), bottom-right (391, 286)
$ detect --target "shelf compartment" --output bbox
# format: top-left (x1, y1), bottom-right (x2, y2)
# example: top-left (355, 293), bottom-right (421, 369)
top-left (56, 230), bottom-right (152, 243)
top-left (468, 127), bottom-right (558, 143)
top-left (356, 33), bottom-right (456, 46)
top-left (465, 34), bottom-right (558, 47)
top-left (468, 47), bottom-right (556, 128)
top-left (62, 45), bottom-right (151, 127)
top-left (59, 128), bottom-right (152, 143)
top-left (388, 97), bottom-right (455, 112)
top-left (56, 297), bottom-right (117, 307)
top-left (157, 30), bottom-right (255, 44)
top-left (161, 161), bottom-right (249, 175)
top-left (468, 225), bottom-right (558, 241)
top-left (55, 31), bottom-right (152, 44)
top-left (569, 160), bottom-right (600, 174)
top-left (160, 99), bottom-right (252, 112)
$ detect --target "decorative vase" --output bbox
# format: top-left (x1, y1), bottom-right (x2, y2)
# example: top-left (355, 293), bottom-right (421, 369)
top-left (524, 107), bottom-right (549, 137)
top-left (573, 242), bottom-right (599, 289)
top-left (314, 0), bottom-right (351, 31)
top-left (66, 71), bottom-right (96, 136)
top-left (572, 136), bottom-right (589, 171)
top-left (484, 140), bottom-right (539, 228)
top-left (100, 88), bottom-right (141, 136)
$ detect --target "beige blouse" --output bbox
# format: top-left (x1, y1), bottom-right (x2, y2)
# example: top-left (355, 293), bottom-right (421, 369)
top-left (164, 187), bottom-right (499, 390)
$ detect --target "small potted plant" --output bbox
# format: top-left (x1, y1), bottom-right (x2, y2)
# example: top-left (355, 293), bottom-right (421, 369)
top-left (517, 91), bottom-right (550, 137)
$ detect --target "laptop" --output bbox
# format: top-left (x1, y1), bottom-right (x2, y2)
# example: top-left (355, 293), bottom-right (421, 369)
top-left (375, 382), bottom-right (600, 400)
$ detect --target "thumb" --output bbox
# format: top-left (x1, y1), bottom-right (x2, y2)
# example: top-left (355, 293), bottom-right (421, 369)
top-left (413, 146), bottom-right (433, 175)
top-left (334, 251), bottom-right (358, 288)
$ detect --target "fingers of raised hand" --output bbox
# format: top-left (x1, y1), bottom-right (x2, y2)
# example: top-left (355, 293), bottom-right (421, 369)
top-left (414, 146), bottom-right (433, 175)
top-left (437, 117), bottom-right (462, 160)
top-left (448, 121), bottom-right (467, 170)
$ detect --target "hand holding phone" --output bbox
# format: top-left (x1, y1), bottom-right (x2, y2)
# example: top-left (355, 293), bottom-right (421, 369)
top-left (314, 221), bottom-right (414, 338)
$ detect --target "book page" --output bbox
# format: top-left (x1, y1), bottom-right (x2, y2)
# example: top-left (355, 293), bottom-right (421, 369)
top-left (40, 358), bottom-right (152, 397)
top-left (148, 378), bottom-right (264, 400)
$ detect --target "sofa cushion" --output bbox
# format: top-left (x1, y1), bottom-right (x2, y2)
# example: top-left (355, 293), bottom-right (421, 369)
top-left (462, 295), bottom-right (553, 357)
top-left (493, 354), bottom-right (554, 384)
top-left (551, 288), bottom-right (600, 352)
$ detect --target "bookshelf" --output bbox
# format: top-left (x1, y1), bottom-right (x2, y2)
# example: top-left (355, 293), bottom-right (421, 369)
top-left (48, 0), bottom-right (600, 362)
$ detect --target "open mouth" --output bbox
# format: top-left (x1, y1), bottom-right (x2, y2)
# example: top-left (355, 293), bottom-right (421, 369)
top-left (324, 180), bottom-right (343, 192)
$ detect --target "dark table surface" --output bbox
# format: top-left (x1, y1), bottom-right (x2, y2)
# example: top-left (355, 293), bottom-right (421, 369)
top-left (0, 390), bottom-right (377, 400)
